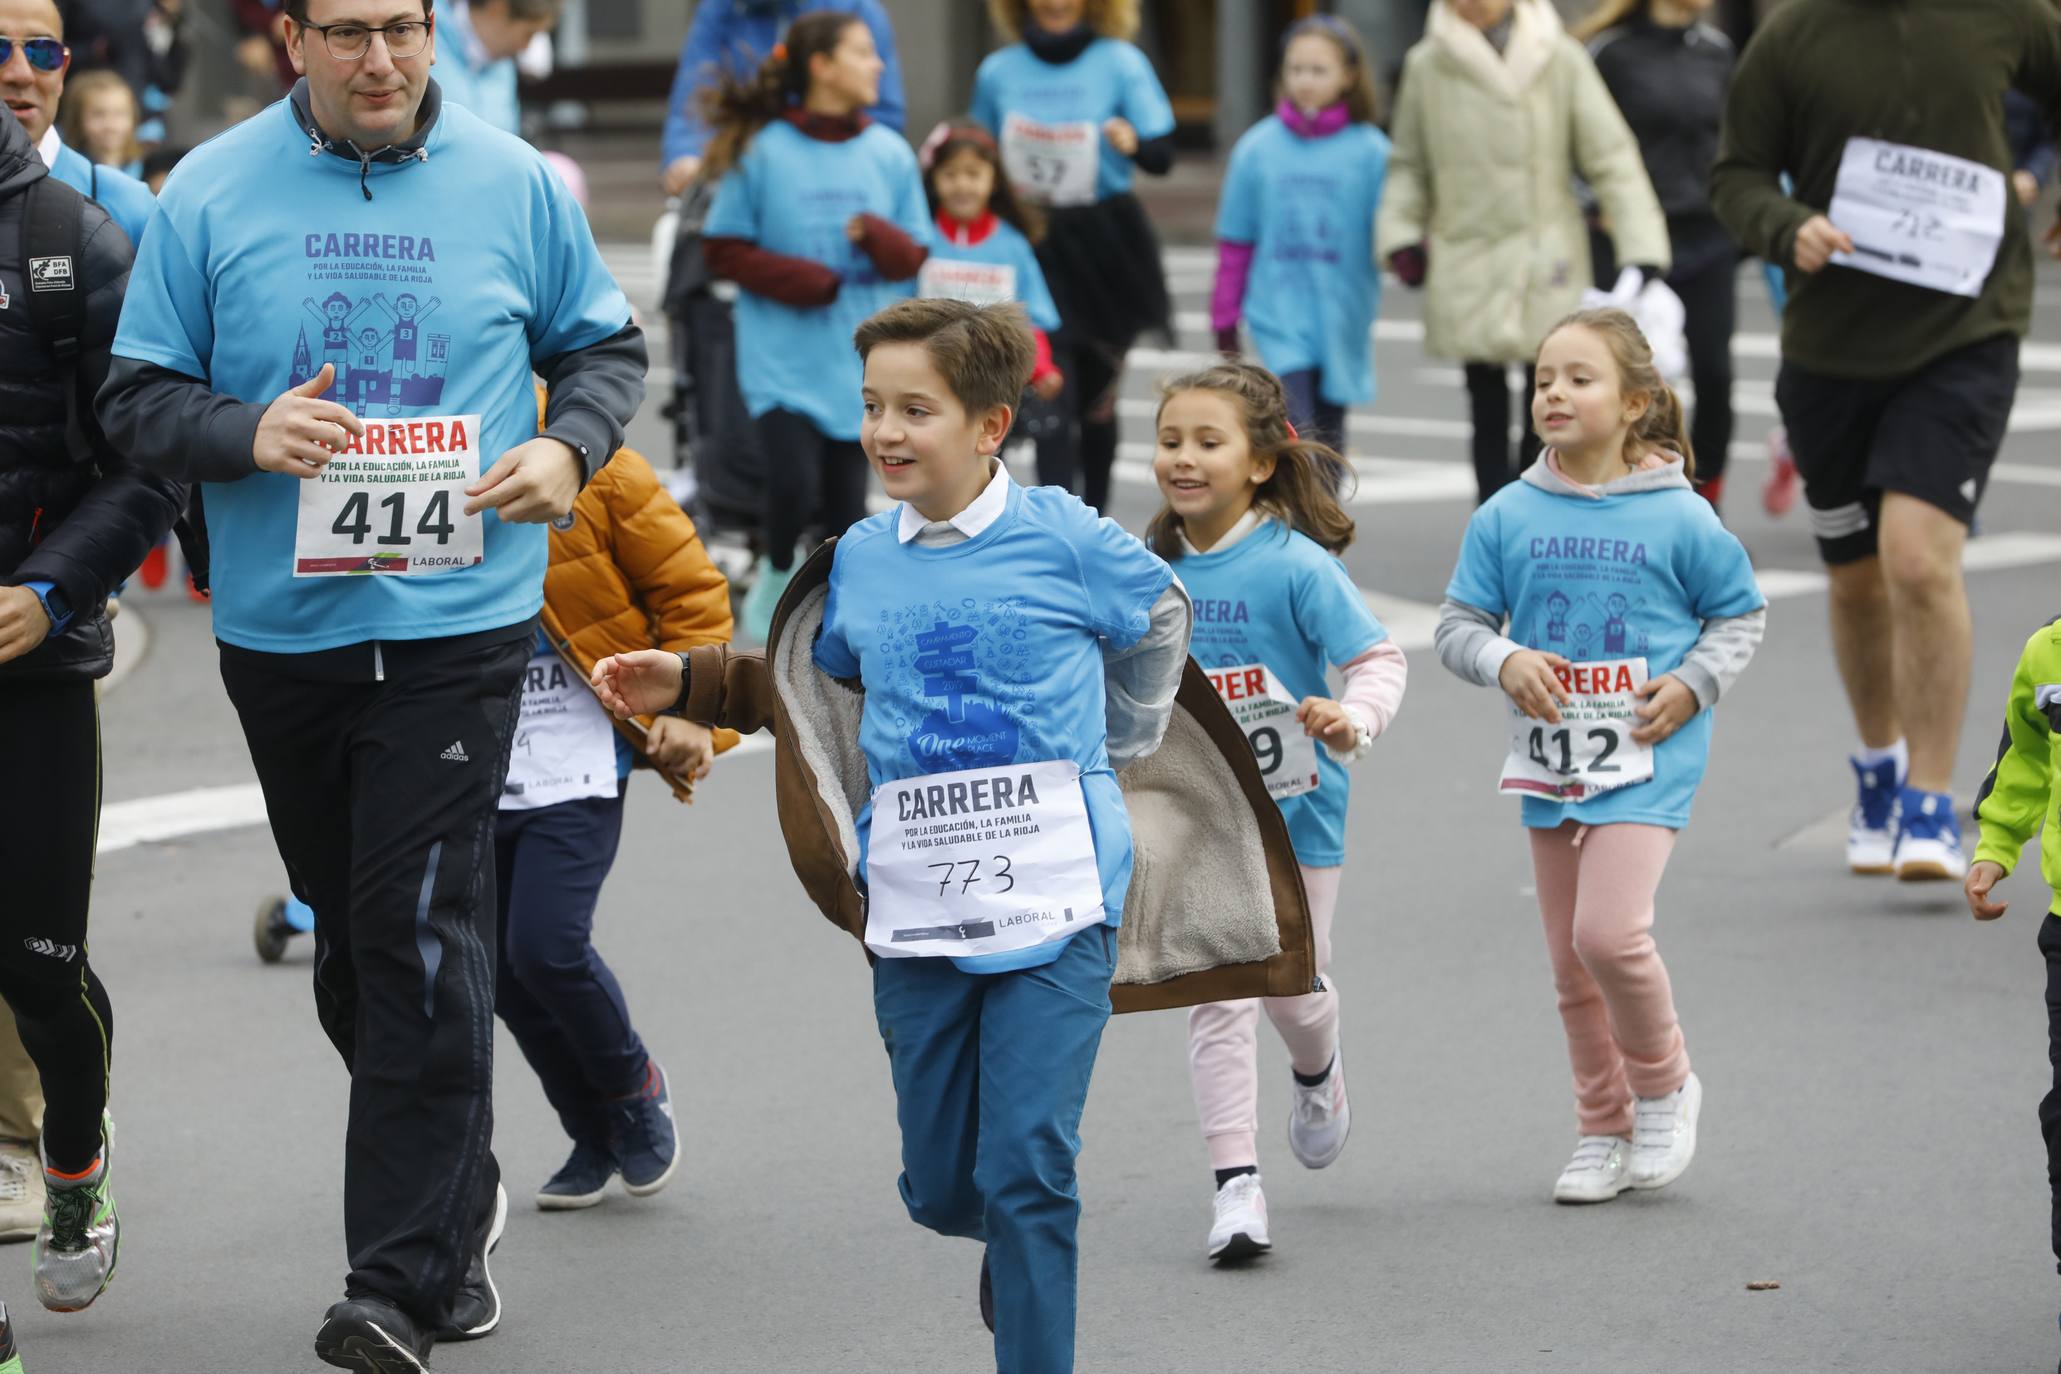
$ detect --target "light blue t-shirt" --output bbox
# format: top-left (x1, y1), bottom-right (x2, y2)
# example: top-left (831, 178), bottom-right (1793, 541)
top-left (813, 481), bottom-right (1172, 974)
top-left (1216, 117), bottom-right (1390, 408)
top-left (429, 7), bottom-right (520, 135)
top-left (703, 121), bottom-right (931, 441)
top-left (50, 140), bottom-right (155, 250)
top-left (1445, 477), bottom-right (1764, 830)
top-left (112, 98), bottom-right (632, 653)
top-left (1175, 519), bottom-right (1388, 866)
top-left (922, 217), bottom-right (1060, 332)
top-left (970, 39), bottom-right (1175, 203)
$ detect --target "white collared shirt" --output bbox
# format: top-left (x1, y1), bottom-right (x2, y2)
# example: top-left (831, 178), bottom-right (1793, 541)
top-left (895, 459), bottom-right (1011, 545)
top-left (34, 125), bottom-right (59, 170)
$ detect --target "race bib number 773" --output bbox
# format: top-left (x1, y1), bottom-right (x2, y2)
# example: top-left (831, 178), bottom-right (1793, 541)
top-left (1498, 656), bottom-right (1656, 802)
top-left (294, 413), bottom-right (484, 576)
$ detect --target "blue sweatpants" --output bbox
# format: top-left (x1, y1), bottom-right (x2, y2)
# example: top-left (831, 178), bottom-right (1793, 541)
top-left (873, 923), bottom-right (1118, 1374)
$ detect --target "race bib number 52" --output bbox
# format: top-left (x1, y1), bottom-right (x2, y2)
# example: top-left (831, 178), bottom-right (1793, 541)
top-left (294, 413), bottom-right (484, 576)
top-left (1498, 656), bottom-right (1655, 802)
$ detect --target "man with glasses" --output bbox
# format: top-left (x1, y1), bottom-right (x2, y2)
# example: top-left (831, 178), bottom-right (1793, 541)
top-left (96, 1), bottom-right (645, 1367)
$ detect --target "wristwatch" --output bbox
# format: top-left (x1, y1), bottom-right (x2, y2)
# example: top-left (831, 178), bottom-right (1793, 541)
top-left (661, 651), bottom-right (693, 717)
top-left (32, 583), bottom-right (71, 630)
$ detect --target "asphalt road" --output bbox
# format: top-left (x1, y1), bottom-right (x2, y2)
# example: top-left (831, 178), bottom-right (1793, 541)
top-left (37, 242), bottom-right (2061, 1373)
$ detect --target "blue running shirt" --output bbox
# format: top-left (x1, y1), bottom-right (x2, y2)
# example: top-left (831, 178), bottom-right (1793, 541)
top-left (971, 39), bottom-right (1175, 204)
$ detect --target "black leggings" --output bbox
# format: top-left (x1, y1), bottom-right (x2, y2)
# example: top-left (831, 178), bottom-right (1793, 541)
top-left (0, 677), bottom-right (113, 1174)
top-left (1463, 363), bottom-right (1542, 503)
top-left (757, 408), bottom-right (868, 572)
top-left (1671, 252), bottom-right (1737, 486)
top-left (1035, 335), bottom-right (1127, 514)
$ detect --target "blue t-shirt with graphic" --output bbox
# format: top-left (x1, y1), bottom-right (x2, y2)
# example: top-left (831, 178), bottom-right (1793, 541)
top-left (1445, 479), bottom-right (1764, 830)
top-left (112, 99), bottom-right (631, 654)
top-left (970, 39), bottom-right (1175, 203)
top-left (703, 121), bottom-right (931, 441)
top-left (1216, 117), bottom-right (1389, 408)
top-left (922, 219), bottom-right (1061, 332)
top-left (1176, 520), bottom-right (1389, 866)
top-left (814, 481), bottom-right (1172, 974)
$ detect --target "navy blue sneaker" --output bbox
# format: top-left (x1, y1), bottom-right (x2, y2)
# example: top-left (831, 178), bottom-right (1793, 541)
top-left (536, 1139), bottom-right (617, 1212)
top-left (979, 1250), bottom-right (994, 1333)
top-left (1846, 755), bottom-right (1901, 874)
top-left (1892, 785), bottom-right (1966, 883)
top-left (609, 1062), bottom-right (678, 1198)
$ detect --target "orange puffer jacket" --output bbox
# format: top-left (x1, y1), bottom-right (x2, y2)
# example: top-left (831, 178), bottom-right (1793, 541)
top-left (539, 444), bottom-right (737, 801)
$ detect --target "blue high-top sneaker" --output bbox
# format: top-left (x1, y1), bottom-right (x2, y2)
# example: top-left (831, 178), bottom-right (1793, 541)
top-left (1892, 785), bottom-right (1966, 882)
top-left (1846, 754), bottom-right (1902, 875)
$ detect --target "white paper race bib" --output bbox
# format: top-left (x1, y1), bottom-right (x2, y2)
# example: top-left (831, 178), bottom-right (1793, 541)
top-left (294, 413), bottom-right (484, 576)
top-left (500, 652), bottom-right (619, 811)
top-left (1499, 656), bottom-right (1656, 802)
top-left (1206, 663), bottom-right (1319, 801)
top-left (919, 257), bottom-right (1019, 308)
top-left (1000, 113), bottom-right (1099, 207)
top-left (865, 759), bottom-right (1105, 960)
top-left (1829, 137), bottom-right (2006, 298)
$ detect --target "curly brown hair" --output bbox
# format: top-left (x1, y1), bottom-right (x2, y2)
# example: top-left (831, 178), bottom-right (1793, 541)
top-left (1145, 361), bottom-right (1357, 558)
top-left (986, 0), bottom-right (1139, 42)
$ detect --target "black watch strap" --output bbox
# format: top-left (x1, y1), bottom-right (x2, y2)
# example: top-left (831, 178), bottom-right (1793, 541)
top-left (662, 651), bottom-right (692, 717)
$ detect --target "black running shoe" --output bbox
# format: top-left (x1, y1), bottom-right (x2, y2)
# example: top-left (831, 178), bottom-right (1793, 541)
top-left (979, 1249), bottom-right (994, 1334)
top-left (436, 1184), bottom-right (506, 1342)
top-left (315, 1296), bottom-right (433, 1372)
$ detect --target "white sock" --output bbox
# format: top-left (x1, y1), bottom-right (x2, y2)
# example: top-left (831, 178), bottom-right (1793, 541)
top-left (1855, 739), bottom-right (1907, 776)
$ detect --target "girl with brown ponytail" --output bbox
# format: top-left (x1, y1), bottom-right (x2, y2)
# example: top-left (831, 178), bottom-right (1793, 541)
top-left (1149, 360), bottom-right (1408, 1259)
top-left (699, 11), bottom-right (933, 641)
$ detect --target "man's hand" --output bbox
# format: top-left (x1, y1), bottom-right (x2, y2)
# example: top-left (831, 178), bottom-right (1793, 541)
top-left (2015, 169), bottom-right (2042, 209)
top-left (592, 649), bottom-right (685, 719)
top-left (464, 439), bottom-right (582, 523)
top-left (662, 155), bottom-right (702, 197)
top-left (1498, 649), bottom-right (1572, 724)
top-left (1295, 696), bottom-right (1359, 753)
top-left (1629, 673), bottom-right (1698, 745)
top-left (1967, 860), bottom-right (2010, 921)
top-left (254, 364), bottom-right (365, 478)
top-left (1103, 117), bottom-right (1138, 156)
top-left (0, 585), bottom-right (52, 666)
top-left (1792, 215), bottom-right (1854, 274)
top-left (645, 716), bottom-right (715, 781)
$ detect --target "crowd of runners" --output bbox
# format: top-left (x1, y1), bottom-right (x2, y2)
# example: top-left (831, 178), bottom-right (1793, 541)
top-left (3, 0), bottom-right (2061, 1370)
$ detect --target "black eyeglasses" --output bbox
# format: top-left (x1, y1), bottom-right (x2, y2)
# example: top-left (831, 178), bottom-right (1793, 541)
top-left (300, 17), bottom-right (432, 61)
top-left (0, 37), bottom-right (68, 73)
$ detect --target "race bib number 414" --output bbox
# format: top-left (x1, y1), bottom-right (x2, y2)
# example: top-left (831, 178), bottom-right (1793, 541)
top-left (294, 414), bottom-right (484, 576)
top-left (1498, 656), bottom-right (1655, 802)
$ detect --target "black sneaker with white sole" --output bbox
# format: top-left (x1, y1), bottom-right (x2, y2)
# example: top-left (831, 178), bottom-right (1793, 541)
top-left (315, 1296), bottom-right (433, 1372)
top-left (436, 1184), bottom-right (507, 1341)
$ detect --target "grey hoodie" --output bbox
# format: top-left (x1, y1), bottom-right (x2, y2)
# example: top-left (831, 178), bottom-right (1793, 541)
top-left (1434, 455), bottom-right (1766, 709)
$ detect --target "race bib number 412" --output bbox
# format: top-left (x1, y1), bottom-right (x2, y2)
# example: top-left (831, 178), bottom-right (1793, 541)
top-left (1498, 656), bottom-right (1655, 802)
top-left (1207, 662), bottom-right (1319, 801)
top-left (294, 413), bottom-right (484, 576)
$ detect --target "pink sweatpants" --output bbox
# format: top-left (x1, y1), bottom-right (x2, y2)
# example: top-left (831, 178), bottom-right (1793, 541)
top-left (1528, 821), bottom-right (1690, 1138)
top-left (1187, 865), bottom-right (1341, 1171)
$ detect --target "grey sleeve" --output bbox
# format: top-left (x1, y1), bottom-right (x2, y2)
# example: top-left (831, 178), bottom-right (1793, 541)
top-left (1103, 581), bottom-right (1193, 771)
top-left (1672, 608), bottom-right (1767, 709)
top-left (1435, 597), bottom-right (1523, 688)
top-left (96, 355), bottom-right (264, 484)
top-left (535, 323), bottom-right (648, 484)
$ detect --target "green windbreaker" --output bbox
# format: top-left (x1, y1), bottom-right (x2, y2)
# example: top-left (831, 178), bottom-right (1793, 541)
top-left (1974, 615), bottom-right (2061, 911)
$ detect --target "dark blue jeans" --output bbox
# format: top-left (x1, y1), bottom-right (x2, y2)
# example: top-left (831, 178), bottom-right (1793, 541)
top-left (493, 784), bottom-right (649, 1148)
top-left (1277, 368), bottom-right (1348, 456)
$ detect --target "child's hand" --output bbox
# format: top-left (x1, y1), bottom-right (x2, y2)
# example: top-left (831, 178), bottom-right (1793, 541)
top-left (846, 214), bottom-right (869, 243)
top-left (1498, 649), bottom-right (1572, 724)
top-left (1102, 117), bottom-right (1139, 156)
top-left (1295, 696), bottom-right (1358, 752)
top-left (591, 649), bottom-right (684, 719)
top-left (1629, 673), bottom-right (1698, 744)
top-left (1967, 860), bottom-right (2010, 921)
top-left (645, 716), bottom-right (715, 781)
top-left (1033, 369), bottom-right (1065, 401)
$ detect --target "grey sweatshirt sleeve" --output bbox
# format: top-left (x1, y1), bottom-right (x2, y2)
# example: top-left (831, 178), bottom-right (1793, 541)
top-left (535, 323), bottom-right (648, 484)
top-left (1435, 597), bottom-right (1523, 689)
top-left (1671, 608), bottom-right (1767, 710)
top-left (1103, 581), bottom-right (1193, 771)
top-left (96, 356), bottom-right (265, 484)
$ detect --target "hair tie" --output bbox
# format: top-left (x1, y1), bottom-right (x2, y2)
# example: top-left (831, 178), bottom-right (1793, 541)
top-left (916, 120), bottom-right (955, 172)
top-left (1285, 420), bottom-right (1299, 441)
top-left (771, 42), bottom-right (788, 61)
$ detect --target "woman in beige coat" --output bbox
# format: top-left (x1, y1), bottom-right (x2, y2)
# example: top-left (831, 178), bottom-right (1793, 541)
top-left (1377, 0), bottom-right (1669, 502)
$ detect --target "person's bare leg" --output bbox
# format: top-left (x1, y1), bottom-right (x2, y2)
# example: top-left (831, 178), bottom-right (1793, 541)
top-left (1825, 555), bottom-right (1901, 750)
top-left (1877, 491), bottom-right (1972, 793)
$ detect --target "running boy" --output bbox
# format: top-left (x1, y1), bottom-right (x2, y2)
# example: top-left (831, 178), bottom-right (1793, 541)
top-left (590, 297), bottom-right (1192, 1373)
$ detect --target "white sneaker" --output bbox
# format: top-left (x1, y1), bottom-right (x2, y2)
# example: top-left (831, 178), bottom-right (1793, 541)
top-left (1286, 1047), bottom-right (1351, 1170)
top-left (1206, 1173), bottom-right (1271, 1262)
top-left (1629, 1072), bottom-right (1703, 1190)
top-left (1846, 755), bottom-right (1901, 874)
top-left (1552, 1135), bottom-right (1631, 1204)
top-left (0, 1140), bottom-right (38, 1242)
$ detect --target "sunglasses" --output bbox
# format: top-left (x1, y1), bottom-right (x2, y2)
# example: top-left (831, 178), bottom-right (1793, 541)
top-left (0, 37), bottom-right (67, 72)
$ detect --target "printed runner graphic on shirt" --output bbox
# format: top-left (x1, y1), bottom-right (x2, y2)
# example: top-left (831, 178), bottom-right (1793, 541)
top-left (290, 231), bottom-right (452, 417)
